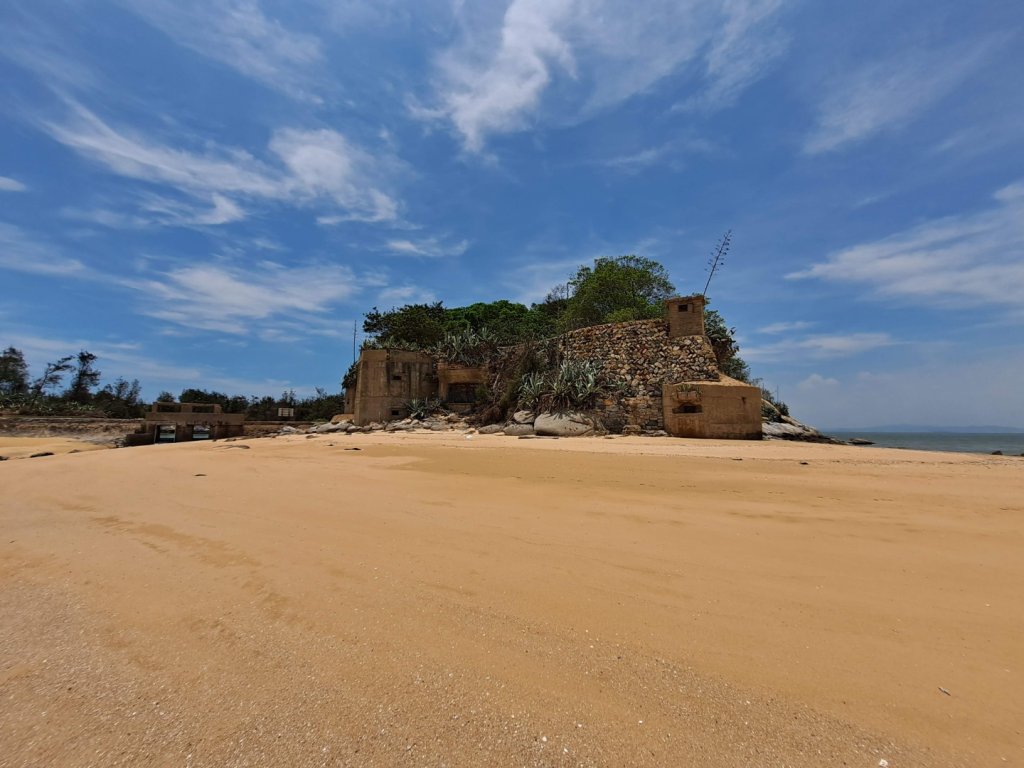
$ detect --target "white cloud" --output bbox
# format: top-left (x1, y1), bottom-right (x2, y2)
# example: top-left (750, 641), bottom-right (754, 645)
top-left (804, 40), bottom-right (994, 154)
top-left (269, 129), bottom-right (400, 222)
top-left (758, 320), bottom-right (814, 334)
top-left (124, 261), bottom-right (359, 334)
top-left (0, 176), bottom-right (27, 192)
top-left (0, 223), bottom-right (90, 277)
top-left (796, 373), bottom-right (839, 392)
top-left (789, 181), bottom-right (1024, 310)
top-left (43, 104), bottom-right (400, 224)
top-left (743, 332), bottom-right (896, 363)
top-left (118, 0), bottom-right (325, 101)
top-left (384, 237), bottom-right (469, 258)
top-left (426, 0), bottom-right (788, 151)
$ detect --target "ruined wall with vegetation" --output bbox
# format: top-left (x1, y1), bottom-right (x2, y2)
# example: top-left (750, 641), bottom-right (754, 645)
top-left (560, 319), bottom-right (718, 391)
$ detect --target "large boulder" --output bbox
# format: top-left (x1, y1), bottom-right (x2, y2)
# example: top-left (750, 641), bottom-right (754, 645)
top-left (314, 421), bottom-right (348, 433)
top-left (477, 424), bottom-right (504, 435)
top-left (534, 412), bottom-right (596, 437)
top-left (511, 410), bottom-right (535, 425)
top-left (503, 424), bottom-right (535, 437)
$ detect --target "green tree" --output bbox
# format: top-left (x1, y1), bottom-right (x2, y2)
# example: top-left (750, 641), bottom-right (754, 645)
top-left (363, 302), bottom-right (447, 347)
top-left (31, 355), bottom-right (73, 396)
top-left (704, 308), bottom-right (750, 382)
top-left (558, 255), bottom-right (675, 332)
top-left (444, 300), bottom-right (555, 343)
top-left (0, 346), bottom-right (29, 396)
top-left (179, 388), bottom-right (229, 407)
top-left (155, 391), bottom-right (176, 403)
top-left (65, 351), bottom-right (102, 403)
top-left (94, 377), bottom-right (144, 418)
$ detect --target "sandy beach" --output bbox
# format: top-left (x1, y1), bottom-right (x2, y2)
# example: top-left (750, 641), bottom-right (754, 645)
top-left (1, 432), bottom-right (1021, 766)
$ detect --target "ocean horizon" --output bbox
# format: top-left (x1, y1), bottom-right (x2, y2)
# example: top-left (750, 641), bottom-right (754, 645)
top-left (827, 431), bottom-right (1024, 455)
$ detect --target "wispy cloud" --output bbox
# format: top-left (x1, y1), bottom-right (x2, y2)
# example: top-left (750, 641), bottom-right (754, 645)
top-left (118, 0), bottom-right (325, 101)
top-left (123, 261), bottom-right (359, 334)
top-left (757, 320), bottom-right (814, 335)
top-left (424, 0), bottom-right (789, 151)
top-left (788, 180), bottom-right (1024, 311)
top-left (384, 237), bottom-right (469, 258)
top-left (0, 176), bottom-right (27, 192)
top-left (679, 0), bottom-right (789, 112)
top-left (42, 103), bottom-right (401, 225)
top-left (743, 332), bottom-right (896, 362)
top-left (0, 223), bottom-right (90, 277)
top-left (803, 39), bottom-right (995, 154)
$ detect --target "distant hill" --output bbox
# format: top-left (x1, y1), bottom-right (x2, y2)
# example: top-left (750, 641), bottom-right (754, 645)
top-left (828, 425), bottom-right (1024, 434)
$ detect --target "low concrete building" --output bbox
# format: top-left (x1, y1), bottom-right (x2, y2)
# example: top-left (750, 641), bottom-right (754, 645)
top-left (125, 402), bottom-right (245, 446)
top-left (662, 378), bottom-right (762, 439)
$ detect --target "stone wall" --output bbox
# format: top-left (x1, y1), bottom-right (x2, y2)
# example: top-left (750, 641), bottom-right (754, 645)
top-left (560, 319), bottom-right (719, 394)
top-left (557, 319), bottom-right (719, 430)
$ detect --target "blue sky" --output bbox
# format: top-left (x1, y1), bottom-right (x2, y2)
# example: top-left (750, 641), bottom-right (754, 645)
top-left (1, 0), bottom-right (1022, 427)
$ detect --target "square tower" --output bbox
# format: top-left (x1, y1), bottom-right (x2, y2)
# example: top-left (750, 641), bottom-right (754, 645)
top-left (665, 295), bottom-right (706, 337)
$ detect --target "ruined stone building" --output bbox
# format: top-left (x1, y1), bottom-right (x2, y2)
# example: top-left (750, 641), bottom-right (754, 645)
top-left (348, 296), bottom-right (762, 439)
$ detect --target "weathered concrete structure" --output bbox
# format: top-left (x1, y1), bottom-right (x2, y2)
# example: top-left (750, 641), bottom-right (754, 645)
top-left (666, 295), bottom-right (706, 338)
top-left (125, 402), bottom-right (245, 446)
top-left (437, 363), bottom-right (486, 413)
top-left (347, 295), bottom-right (762, 439)
top-left (352, 349), bottom-right (436, 425)
top-left (663, 378), bottom-right (762, 439)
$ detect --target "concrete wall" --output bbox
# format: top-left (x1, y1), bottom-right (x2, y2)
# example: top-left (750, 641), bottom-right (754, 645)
top-left (352, 349), bottom-right (437, 425)
top-left (662, 379), bottom-right (762, 439)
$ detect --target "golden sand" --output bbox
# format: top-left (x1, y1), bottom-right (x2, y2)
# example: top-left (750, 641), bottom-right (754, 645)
top-left (1, 433), bottom-right (1021, 766)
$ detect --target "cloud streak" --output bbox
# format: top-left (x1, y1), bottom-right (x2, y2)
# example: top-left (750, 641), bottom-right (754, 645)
top-left (0, 176), bottom-right (27, 192)
top-left (425, 0), bottom-right (789, 151)
top-left (42, 103), bottom-right (401, 225)
top-left (0, 223), bottom-right (90, 277)
top-left (804, 39), bottom-right (995, 154)
top-left (118, 0), bottom-right (325, 101)
top-left (743, 332), bottom-right (897, 363)
top-left (789, 181), bottom-right (1024, 311)
top-left (124, 261), bottom-right (359, 334)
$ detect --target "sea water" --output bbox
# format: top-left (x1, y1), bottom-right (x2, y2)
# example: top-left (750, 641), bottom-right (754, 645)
top-left (829, 432), bottom-right (1024, 456)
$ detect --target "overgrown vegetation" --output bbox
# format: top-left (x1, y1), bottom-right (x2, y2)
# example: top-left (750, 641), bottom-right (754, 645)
top-left (359, 249), bottom-right (752, 391)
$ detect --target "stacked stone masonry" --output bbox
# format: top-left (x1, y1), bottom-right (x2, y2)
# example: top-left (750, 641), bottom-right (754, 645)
top-left (560, 319), bottom-right (718, 394)
top-left (559, 318), bottom-right (719, 430)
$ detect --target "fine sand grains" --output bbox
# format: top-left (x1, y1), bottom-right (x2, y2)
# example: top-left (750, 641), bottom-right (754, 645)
top-left (1, 434), bottom-right (1021, 766)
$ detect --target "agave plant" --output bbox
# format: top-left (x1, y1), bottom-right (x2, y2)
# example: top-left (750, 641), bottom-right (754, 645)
top-left (517, 371), bottom-right (548, 409)
top-left (550, 358), bottom-right (604, 409)
top-left (404, 397), bottom-right (443, 420)
top-left (434, 328), bottom-right (492, 366)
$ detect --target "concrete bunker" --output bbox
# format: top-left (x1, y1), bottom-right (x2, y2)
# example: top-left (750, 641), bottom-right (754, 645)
top-left (662, 378), bottom-right (762, 439)
top-left (125, 402), bottom-right (246, 446)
